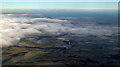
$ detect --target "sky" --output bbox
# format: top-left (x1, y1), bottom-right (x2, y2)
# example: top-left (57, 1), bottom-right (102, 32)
top-left (0, 0), bottom-right (118, 10)
top-left (1, 0), bottom-right (119, 2)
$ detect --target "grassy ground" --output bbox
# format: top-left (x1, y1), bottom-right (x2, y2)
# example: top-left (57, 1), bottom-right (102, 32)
top-left (2, 34), bottom-right (119, 66)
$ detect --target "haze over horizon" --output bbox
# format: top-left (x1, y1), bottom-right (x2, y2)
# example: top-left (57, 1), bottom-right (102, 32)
top-left (0, 1), bottom-right (118, 10)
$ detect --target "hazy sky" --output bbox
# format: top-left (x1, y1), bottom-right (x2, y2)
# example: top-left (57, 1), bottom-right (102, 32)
top-left (1, 0), bottom-right (119, 2)
top-left (0, 0), bottom-right (118, 9)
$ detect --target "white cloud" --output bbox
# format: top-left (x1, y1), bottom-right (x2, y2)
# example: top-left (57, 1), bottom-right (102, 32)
top-left (0, 14), bottom-right (118, 47)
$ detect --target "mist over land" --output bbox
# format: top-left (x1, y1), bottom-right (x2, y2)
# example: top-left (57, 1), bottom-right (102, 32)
top-left (1, 9), bottom-right (119, 66)
top-left (1, 9), bottom-right (118, 47)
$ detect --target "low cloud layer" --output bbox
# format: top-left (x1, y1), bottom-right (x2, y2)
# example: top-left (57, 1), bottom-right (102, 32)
top-left (0, 14), bottom-right (118, 47)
